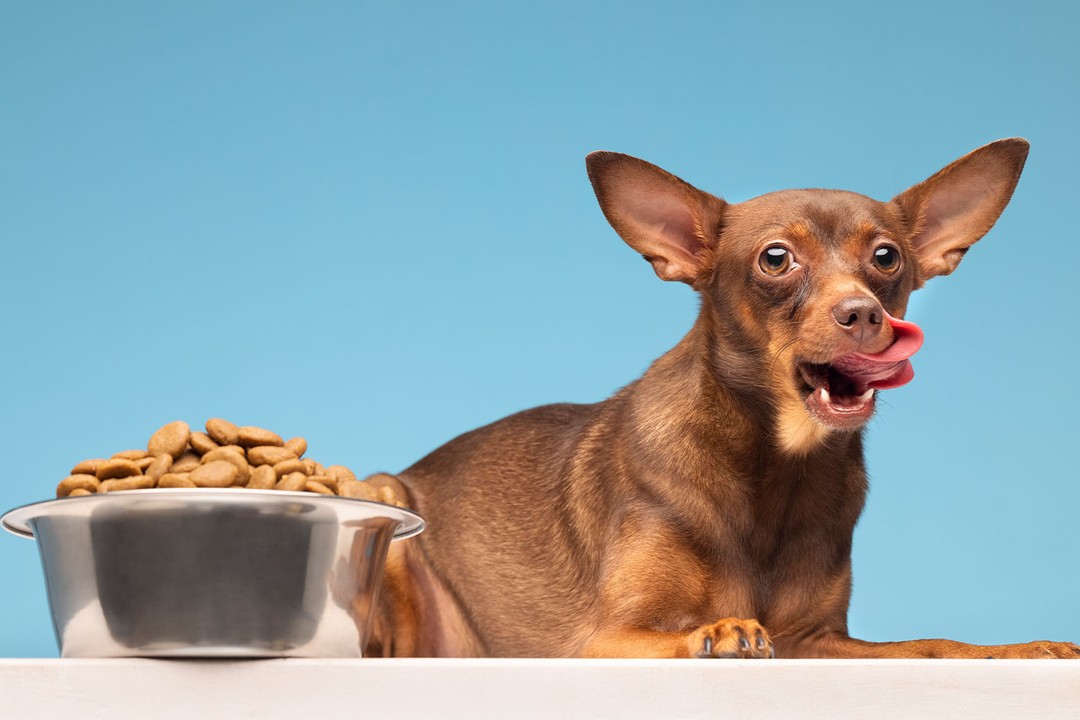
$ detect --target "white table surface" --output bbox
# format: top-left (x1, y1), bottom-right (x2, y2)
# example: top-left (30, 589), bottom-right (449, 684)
top-left (3, 658), bottom-right (1079, 719)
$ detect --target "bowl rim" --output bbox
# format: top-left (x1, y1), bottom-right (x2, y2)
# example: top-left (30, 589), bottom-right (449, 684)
top-left (1, 488), bottom-right (425, 541)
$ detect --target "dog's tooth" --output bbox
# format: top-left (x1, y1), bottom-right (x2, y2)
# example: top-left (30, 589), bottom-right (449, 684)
top-left (858, 389), bottom-right (874, 404)
top-left (820, 387), bottom-right (831, 405)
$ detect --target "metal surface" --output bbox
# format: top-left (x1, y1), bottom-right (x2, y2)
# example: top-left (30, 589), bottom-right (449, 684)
top-left (2, 489), bottom-right (424, 658)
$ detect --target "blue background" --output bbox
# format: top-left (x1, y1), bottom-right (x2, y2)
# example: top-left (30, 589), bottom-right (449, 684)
top-left (2, 1), bottom-right (1077, 657)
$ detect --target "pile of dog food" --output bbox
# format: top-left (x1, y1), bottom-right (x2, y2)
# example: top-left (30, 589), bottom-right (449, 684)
top-left (55, 418), bottom-right (398, 504)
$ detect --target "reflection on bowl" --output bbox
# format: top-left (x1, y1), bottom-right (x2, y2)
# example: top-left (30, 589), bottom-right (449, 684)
top-left (2, 489), bottom-right (424, 658)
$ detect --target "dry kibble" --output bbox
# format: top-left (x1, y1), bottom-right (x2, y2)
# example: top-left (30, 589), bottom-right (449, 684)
top-left (308, 475), bottom-right (338, 493)
top-left (190, 461), bottom-right (239, 488)
top-left (305, 480), bottom-right (334, 495)
top-left (145, 454), bottom-right (173, 482)
top-left (101, 476), bottom-right (155, 492)
top-left (70, 458), bottom-right (106, 475)
top-left (112, 449), bottom-right (150, 461)
top-left (158, 473), bottom-right (196, 488)
top-left (189, 431), bottom-right (220, 455)
top-left (284, 437), bottom-right (307, 458)
top-left (170, 451), bottom-right (201, 473)
top-left (272, 458), bottom-right (305, 478)
top-left (205, 418), bottom-right (240, 446)
top-left (57, 475), bottom-right (101, 497)
top-left (338, 481), bottom-right (378, 501)
top-left (202, 447), bottom-right (242, 464)
top-left (237, 425), bottom-right (284, 448)
top-left (248, 445), bottom-right (296, 466)
top-left (148, 420), bottom-right (191, 459)
top-left (248, 464), bottom-right (276, 490)
top-left (53, 418), bottom-right (389, 504)
top-left (324, 465), bottom-right (358, 484)
top-left (201, 447), bottom-right (250, 485)
top-left (274, 471), bottom-right (307, 492)
top-left (96, 458), bottom-right (143, 480)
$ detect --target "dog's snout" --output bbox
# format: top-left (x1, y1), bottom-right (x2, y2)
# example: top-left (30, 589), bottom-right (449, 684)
top-left (832, 296), bottom-right (883, 334)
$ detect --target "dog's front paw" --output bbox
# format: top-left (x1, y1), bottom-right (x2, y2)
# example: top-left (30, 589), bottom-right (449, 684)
top-left (986, 641), bottom-right (1080, 659)
top-left (689, 618), bottom-right (774, 659)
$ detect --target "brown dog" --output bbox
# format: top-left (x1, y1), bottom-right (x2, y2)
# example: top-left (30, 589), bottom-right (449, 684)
top-left (366, 139), bottom-right (1080, 659)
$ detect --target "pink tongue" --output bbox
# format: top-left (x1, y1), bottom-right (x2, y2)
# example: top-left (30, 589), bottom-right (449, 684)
top-left (830, 313), bottom-right (925, 390)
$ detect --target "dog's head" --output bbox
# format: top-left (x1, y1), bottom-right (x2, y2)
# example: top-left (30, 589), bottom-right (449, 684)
top-left (586, 139), bottom-right (1028, 453)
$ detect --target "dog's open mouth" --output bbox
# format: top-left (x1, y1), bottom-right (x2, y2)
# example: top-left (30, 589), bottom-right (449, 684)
top-left (798, 314), bottom-right (925, 429)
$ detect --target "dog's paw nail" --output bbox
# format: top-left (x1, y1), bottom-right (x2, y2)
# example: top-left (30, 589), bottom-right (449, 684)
top-left (738, 635), bottom-right (751, 651)
top-left (755, 632), bottom-right (767, 650)
top-left (702, 636), bottom-right (713, 656)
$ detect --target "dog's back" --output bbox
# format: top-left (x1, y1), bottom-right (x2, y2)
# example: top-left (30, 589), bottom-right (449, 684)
top-left (401, 402), bottom-right (605, 656)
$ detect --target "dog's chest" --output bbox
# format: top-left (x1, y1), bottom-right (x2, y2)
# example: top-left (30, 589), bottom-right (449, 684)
top-left (709, 457), bottom-right (867, 624)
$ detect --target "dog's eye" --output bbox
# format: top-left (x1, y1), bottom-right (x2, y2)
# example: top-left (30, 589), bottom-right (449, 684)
top-left (872, 245), bottom-right (901, 274)
top-left (759, 246), bottom-right (792, 276)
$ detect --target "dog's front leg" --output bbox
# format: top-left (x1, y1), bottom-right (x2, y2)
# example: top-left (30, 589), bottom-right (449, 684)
top-left (579, 519), bottom-right (774, 659)
top-left (584, 619), bottom-right (774, 659)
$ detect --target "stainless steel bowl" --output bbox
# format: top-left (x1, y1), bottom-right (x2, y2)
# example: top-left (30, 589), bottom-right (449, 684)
top-left (2, 489), bottom-right (424, 658)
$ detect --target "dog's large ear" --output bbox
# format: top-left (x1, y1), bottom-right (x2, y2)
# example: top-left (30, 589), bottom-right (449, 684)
top-left (893, 138), bottom-right (1029, 282)
top-left (586, 152), bottom-right (726, 286)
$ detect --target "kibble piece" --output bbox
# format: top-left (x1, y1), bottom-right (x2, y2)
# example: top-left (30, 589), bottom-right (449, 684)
top-left (190, 460), bottom-right (239, 488)
top-left (201, 447), bottom-right (251, 485)
top-left (170, 451), bottom-right (201, 473)
top-left (248, 445), bottom-right (296, 466)
top-left (338, 481), bottom-right (378, 501)
top-left (57, 474), bottom-right (101, 497)
top-left (284, 437), bottom-right (307, 458)
top-left (100, 476), bottom-right (155, 492)
top-left (314, 462), bottom-right (325, 475)
top-left (113, 449), bottom-right (150, 461)
top-left (148, 420), bottom-right (191, 458)
top-left (71, 458), bottom-right (106, 475)
top-left (237, 425), bottom-right (284, 448)
top-left (220, 444), bottom-right (246, 456)
top-left (202, 447), bottom-right (241, 464)
top-left (189, 431), bottom-right (220, 455)
top-left (144, 454), bottom-right (173, 482)
top-left (134, 456), bottom-right (156, 470)
top-left (301, 458), bottom-right (317, 475)
top-left (158, 473), bottom-right (196, 488)
top-left (271, 458), bottom-right (305, 478)
top-left (205, 418), bottom-right (240, 446)
top-left (308, 475), bottom-right (338, 493)
top-left (274, 471), bottom-right (307, 492)
top-left (96, 458), bottom-right (143, 480)
top-left (68, 488), bottom-right (93, 497)
top-left (324, 465), bottom-right (358, 484)
top-left (377, 486), bottom-right (398, 505)
top-left (305, 480), bottom-right (334, 495)
top-left (247, 464), bottom-right (276, 490)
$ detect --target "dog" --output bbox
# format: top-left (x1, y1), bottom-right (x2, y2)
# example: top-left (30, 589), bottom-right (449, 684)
top-left (364, 139), bottom-right (1080, 659)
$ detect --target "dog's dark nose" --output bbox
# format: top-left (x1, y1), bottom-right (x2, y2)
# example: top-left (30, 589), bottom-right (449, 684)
top-left (832, 296), bottom-right (884, 336)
